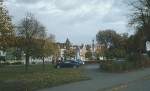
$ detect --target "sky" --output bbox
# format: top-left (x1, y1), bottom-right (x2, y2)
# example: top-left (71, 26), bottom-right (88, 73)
top-left (4, 0), bottom-right (133, 44)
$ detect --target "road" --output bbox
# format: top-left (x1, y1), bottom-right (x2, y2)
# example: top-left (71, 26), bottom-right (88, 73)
top-left (38, 64), bottom-right (150, 91)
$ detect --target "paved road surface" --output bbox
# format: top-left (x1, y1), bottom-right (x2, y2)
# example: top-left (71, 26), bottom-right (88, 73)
top-left (38, 64), bottom-right (150, 91)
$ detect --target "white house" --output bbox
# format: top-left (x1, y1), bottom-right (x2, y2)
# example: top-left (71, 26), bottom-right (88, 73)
top-left (146, 41), bottom-right (150, 51)
top-left (0, 50), bottom-right (6, 57)
top-left (60, 48), bottom-right (66, 58)
top-left (79, 45), bottom-right (87, 61)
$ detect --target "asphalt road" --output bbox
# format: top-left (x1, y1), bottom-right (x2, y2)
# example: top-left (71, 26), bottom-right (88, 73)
top-left (38, 64), bottom-right (150, 91)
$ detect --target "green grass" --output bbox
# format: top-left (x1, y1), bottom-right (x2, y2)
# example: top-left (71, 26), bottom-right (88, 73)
top-left (0, 64), bottom-right (89, 91)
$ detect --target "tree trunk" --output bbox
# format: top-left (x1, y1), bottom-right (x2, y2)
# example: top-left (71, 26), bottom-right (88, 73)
top-left (25, 53), bottom-right (29, 72)
top-left (42, 57), bottom-right (45, 71)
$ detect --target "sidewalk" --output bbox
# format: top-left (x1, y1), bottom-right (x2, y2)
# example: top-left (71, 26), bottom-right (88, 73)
top-left (102, 75), bottom-right (150, 91)
top-left (38, 64), bottom-right (150, 91)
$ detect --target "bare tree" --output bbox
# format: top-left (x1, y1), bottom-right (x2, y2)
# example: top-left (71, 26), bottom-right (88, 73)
top-left (129, 0), bottom-right (150, 53)
top-left (129, 0), bottom-right (150, 38)
top-left (17, 13), bottom-right (46, 71)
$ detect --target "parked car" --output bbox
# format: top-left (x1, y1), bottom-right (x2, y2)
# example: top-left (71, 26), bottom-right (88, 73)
top-left (55, 60), bottom-right (80, 69)
top-left (76, 59), bottom-right (85, 65)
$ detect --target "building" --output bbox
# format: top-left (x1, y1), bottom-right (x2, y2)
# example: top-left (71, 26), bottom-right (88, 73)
top-left (56, 39), bottom-right (106, 61)
top-left (0, 50), bottom-right (6, 62)
top-left (79, 45), bottom-right (87, 61)
top-left (56, 41), bottom-right (88, 61)
top-left (146, 41), bottom-right (150, 51)
top-left (56, 42), bottom-right (67, 60)
top-left (0, 50), bottom-right (6, 57)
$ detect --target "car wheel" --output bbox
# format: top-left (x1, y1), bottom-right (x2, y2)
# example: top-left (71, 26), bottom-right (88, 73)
top-left (56, 65), bottom-right (60, 69)
top-left (73, 65), bottom-right (77, 69)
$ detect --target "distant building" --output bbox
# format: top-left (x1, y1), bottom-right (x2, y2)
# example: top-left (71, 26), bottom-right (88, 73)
top-left (76, 46), bottom-right (80, 60)
top-left (146, 41), bottom-right (150, 51)
top-left (60, 49), bottom-right (65, 58)
top-left (0, 50), bottom-right (6, 62)
top-left (0, 50), bottom-right (6, 57)
top-left (56, 39), bottom-right (106, 61)
top-left (56, 41), bottom-right (88, 61)
top-left (96, 43), bottom-right (105, 53)
top-left (79, 45), bottom-right (87, 61)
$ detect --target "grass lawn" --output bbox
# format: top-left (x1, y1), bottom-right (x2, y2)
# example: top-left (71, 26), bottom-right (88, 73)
top-left (0, 64), bottom-right (89, 91)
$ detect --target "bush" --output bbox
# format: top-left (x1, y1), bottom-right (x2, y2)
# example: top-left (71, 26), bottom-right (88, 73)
top-left (100, 60), bottom-right (135, 72)
top-left (85, 61), bottom-right (100, 64)
top-left (0, 62), bottom-right (10, 65)
top-left (0, 62), bottom-right (23, 66)
top-left (101, 53), bottom-right (150, 72)
top-left (127, 53), bottom-right (150, 68)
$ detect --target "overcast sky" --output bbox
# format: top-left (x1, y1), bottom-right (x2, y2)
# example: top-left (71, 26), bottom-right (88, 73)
top-left (4, 0), bottom-right (133, 44)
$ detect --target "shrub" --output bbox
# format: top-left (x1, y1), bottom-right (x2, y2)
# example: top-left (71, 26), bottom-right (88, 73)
top-left (100, 60), bottom-right (135, 72)
top-left (100, 53), bottom-right (150, 72)
top-left (11, 62), bottom-right (23, 65)
top-left (1, 62), bottom-right (10, 65)
top-left (85, 61), bottom-right (100, 64)
top-left (127, 53), bottom-right (150, 68)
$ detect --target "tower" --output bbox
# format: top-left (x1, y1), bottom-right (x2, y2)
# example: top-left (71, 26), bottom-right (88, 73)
top-left (76, 46), bottom-right (80, 60)
top-left (92, 39), bottom-right (95, 60)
